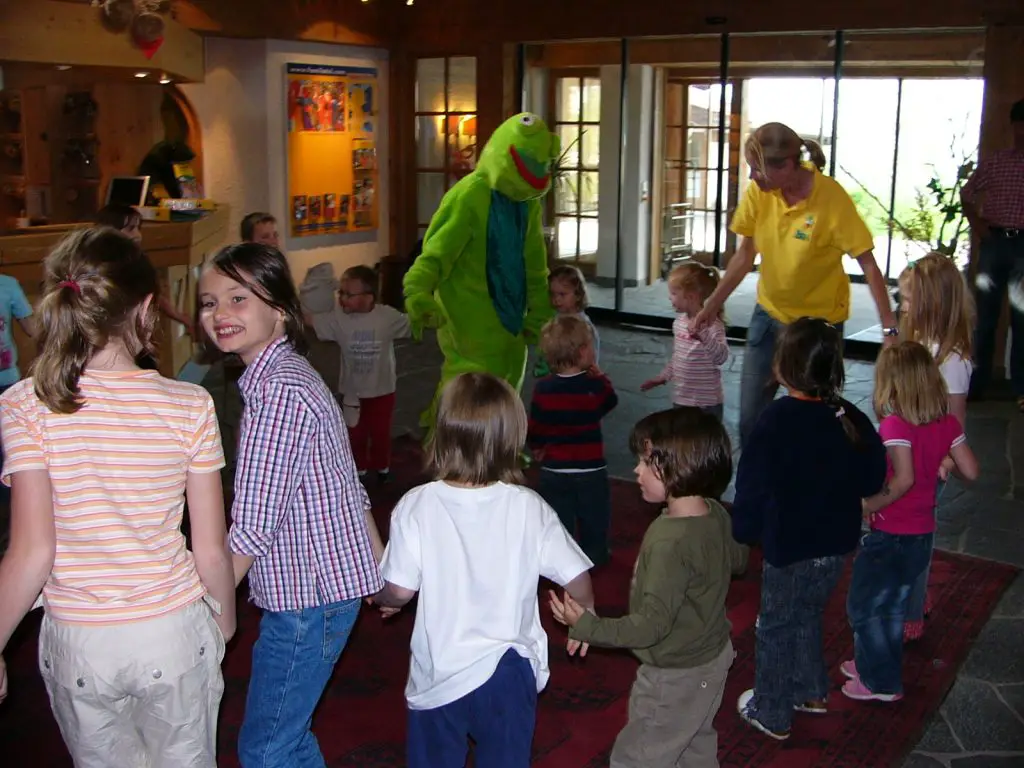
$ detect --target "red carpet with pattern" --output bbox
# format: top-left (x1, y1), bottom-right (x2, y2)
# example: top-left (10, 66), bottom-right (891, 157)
top-left (1, 436), bottom-right (1017, 767)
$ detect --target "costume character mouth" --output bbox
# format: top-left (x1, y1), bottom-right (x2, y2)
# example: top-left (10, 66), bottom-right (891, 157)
top-left (509, 146), bottom-right (550, 190)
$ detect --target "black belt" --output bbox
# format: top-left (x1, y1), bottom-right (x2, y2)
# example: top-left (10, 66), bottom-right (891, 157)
top-left (991, 226), bottom-right (1022, 238)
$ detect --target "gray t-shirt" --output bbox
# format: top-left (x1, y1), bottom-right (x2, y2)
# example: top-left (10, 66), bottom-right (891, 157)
top-left (311, 304), bottom-right (411, 398)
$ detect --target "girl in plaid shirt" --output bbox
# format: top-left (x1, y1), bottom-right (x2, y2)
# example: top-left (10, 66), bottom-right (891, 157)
top-left (198, 243), bottom-right (385, 767)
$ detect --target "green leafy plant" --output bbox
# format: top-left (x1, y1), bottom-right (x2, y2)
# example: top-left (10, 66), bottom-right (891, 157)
top-left (839, 129), bottom-right (976, 260)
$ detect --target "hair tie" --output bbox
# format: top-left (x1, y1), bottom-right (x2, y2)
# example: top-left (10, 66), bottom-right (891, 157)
top-left (58, 278), bottom-right (81, 295)
top-left (835, 406), bottom-right (846, 419)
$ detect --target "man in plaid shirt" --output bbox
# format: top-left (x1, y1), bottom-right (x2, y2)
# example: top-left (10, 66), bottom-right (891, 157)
top-left (962, 98), bottom-right (1024, 409)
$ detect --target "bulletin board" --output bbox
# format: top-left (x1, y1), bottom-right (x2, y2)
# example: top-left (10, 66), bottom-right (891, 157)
top-left (286, 63), bottom-right (379, 238)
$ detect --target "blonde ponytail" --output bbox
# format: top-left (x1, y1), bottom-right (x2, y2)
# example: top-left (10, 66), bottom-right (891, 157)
top-left (802, 139), bottom-right (827, 172)
top-left (32, 228), bottom-right (159, 413)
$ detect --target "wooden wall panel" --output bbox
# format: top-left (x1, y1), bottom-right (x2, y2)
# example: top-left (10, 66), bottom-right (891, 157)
top-left (392, 0), bottom-right (1023, 50)
top-left (92, 83), bottom-right (165, 197)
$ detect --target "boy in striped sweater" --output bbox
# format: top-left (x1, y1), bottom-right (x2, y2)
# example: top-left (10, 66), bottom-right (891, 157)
top-left (529, 315), bottom-right (618, 566)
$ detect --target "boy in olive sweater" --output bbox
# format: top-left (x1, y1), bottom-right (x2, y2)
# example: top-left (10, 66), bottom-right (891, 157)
top-left (550, 407), bottom-right (748, 768)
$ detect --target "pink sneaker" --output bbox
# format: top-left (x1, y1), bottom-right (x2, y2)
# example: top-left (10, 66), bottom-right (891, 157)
top-left (840, 660), bottom-right (858, 680)
top-left (904, 620), bottom-right (924, 643)
top-left (841, 677), bottom-right (903, 702)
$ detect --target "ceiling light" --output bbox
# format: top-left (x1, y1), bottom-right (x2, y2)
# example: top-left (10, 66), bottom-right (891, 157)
top-left (55, 65), bottom-right (72, 71)
top-left (159, 76), bottom-right (172, 84)
top-left (134, 71), bottom-right (149, 78)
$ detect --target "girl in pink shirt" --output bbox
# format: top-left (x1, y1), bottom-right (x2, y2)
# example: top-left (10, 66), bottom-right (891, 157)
top-left (843, 342), bottom-right (978, 703)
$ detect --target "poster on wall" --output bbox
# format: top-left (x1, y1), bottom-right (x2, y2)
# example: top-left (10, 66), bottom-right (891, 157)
top-left (286, 62), bottom-right (379, 238)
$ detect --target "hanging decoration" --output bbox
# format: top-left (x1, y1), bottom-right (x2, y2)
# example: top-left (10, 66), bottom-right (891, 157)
top-left (92, 0), bottom-right (171, 58)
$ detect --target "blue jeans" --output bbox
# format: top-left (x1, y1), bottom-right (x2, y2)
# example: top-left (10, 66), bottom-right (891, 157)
top-left (238, 597), bottom-right (361, 768)
top-left (848, 531), bottom-right (933, 695)
top-left (739, 305), bottom-right (844, 449)
top-left (750, 555), bottom-right (844, 732)
top-left (905, 479), bottom-right (946, 623)
top-left (407, 648), bottom-right (537, 768)
top-left (970, 233), bottom-right (1024, 397)
top-left (538, 468), bottom-right (611, 566)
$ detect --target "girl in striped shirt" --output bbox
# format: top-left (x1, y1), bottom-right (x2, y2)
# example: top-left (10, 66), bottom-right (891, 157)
top-left (0, 227), bottom-right (235, 767)
top-left (642, 262), bottom-right (730, 421)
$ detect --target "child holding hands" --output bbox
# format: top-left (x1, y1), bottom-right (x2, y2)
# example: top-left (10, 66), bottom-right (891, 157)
top-left (373, 372), bottom-right (595, 768)
top-left (551, 407), bottom-right (748, 768)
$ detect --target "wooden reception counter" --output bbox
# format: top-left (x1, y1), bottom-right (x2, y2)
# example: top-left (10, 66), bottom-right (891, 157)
top-left (0, 206), bottom-right (230, 380)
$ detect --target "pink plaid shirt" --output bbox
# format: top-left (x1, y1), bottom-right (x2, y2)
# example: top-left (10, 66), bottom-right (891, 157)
top-left (961, 148), bottom-right (1024, 228)
top-left (229, 338), bottom-right (383, 611)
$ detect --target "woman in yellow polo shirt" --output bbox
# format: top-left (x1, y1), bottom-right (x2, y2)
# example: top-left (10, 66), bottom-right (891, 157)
top-left (694, 122), bottom-right (897, 447)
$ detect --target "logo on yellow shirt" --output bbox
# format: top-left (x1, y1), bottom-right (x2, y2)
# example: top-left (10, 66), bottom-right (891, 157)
top-left (794, 215), bottom-right (816, 241)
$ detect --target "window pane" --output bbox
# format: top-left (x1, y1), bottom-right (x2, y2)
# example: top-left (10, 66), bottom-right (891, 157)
top-left (578, 215), bottom-right (599, 257)
top-left (416, 58), bottom-right (446, 112)
top-left (582, 77), bottom-right (601, 122)
top-left (415, 116), bottom-right (445, 168)
top-left (556, 216), bottom-right (579, 259)
top-left (448, 57), bottom-right (477, 112)
top-left (557, 125), bottom-right (580, 168)
top-left (581, 126), bottom-right (600, 168)
top-left (834, 78), bottom-right (899, 277)
top-left (556, 78), bottom-right (581, 122)
top-left (663, 162), bottom-right (682, 206)
top-left (417, 172), bottom-right (446, 224)
top-left (447, 114), bottom-right (478, 180)
top-left (687, 128), bottom-right (708, 168)
top-left (686, 167), bottom-right (707, 208)
top-left (687, 84), bottom-right (711, 124)
top-left (580, 171), bottom-right (599, 214)
top-left (555, 171), bottom-right (579, 215)
top-left (892, 79), bottom-right (983, 270)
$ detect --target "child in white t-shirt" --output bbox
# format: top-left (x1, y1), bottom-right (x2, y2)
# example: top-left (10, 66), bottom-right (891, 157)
top-left (373, 372), bottom-right (595, 768)
top-left (896, 252), bottom-right (974, 641)
top-left (309, 264), bottom-right (410, 483)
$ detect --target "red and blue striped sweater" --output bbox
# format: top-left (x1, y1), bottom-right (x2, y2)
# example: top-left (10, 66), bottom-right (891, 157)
top-left (528, 371), bottom-right (619, 470)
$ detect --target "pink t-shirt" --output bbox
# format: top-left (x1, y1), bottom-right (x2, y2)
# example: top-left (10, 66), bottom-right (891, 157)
top-left (874, 413), bottom-right (965, 535)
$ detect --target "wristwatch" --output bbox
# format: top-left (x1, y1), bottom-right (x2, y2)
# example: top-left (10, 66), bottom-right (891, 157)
top-left (882, 326), bottom-right (899, 337)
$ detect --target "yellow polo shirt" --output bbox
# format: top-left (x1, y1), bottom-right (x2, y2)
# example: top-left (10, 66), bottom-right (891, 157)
top-left (730, 169), bottom-right (874, 324)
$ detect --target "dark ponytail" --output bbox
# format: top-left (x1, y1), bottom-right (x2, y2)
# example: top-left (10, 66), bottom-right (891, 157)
top-left (32, 227), bottom-right (159, 413)
top-left (773, 317), bottom-right (859, 443)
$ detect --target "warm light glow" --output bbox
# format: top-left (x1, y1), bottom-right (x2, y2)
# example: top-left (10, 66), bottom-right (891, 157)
top-left (134, 72), bottom-right (149, 78)
top-left (55, 65), bottom-right (72, 71)
top-left (160, 75), bottom-right (172, 84)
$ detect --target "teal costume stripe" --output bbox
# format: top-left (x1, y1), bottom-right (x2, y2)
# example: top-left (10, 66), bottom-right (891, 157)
top-left (486, 190), bottom-right (528, 336)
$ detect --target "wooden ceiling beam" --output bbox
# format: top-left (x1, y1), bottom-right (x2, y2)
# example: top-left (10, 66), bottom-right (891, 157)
top-left (1, 0), bottom-right (204, 82)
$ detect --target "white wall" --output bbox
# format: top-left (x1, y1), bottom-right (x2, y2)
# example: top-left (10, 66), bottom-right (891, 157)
top-left (182, 37), bottom-right (390, 283)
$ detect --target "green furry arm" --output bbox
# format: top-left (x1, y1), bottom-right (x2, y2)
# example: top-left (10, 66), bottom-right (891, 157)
top-left (403, 195), bottom-right (474, 339)
top-left (522, 201), bottom-right (554, 344)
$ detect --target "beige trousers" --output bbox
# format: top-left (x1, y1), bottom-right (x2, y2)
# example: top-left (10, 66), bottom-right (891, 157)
top-left (38, 598), bottom-right (226, 768)
top-left (611, 640), bottom-right (735, 768)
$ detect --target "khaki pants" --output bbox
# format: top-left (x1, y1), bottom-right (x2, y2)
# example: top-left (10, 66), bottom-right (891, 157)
top-left (611, 640), bottom-right (735, 768)
top-left (38, 599), bottom-right (226, 768)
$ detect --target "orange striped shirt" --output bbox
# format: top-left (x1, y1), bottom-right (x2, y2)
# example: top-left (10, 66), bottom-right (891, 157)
top-left (0, 371), bottom-right (225, 624)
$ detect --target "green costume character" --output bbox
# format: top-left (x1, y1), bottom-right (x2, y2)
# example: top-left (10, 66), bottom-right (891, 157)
top-left (404, 113), bottom-right (560, 435)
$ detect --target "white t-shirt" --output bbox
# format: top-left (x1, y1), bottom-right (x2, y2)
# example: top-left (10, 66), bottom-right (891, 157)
top-left (380, 480), bottom-right (593, 710)
top-left (931, 343), bottom-right (972, 395)
top-left (311, 304), bottom-right (410, 398)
